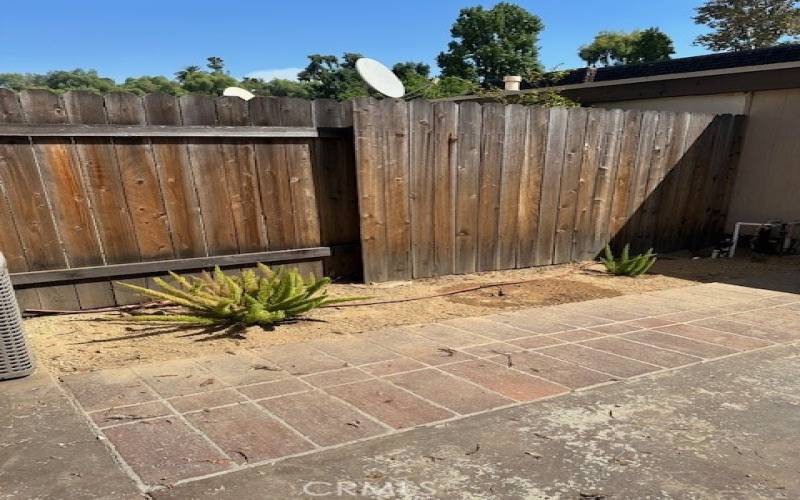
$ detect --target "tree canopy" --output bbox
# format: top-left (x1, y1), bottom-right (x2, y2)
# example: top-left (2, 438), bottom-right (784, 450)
top-left (579, 28), bottom-right (675, 66)
top-left (437, 2), bottom-right (544, 84)
top-left (693, 0), bottom-right (800, 51)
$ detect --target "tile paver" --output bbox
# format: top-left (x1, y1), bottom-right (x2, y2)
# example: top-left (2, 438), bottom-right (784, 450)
top-left (548, 329), bottom-right (605, 342)
top-left (259, 391), bottom-right (387, 446)
top-left (168, 389), bottom-right (247, 413)
top-left (580, 337), bottom-right (700, 368)
top-left (690, 317), bottom-right (799, 343)
top-left (61, 368), bottom-right (156, 411)
top-left (488, 314), bottom-right (574, 334)
top-left (185, 403), bottom-right (313, 463)
top-left (103, 417), bottom-right (230, 484)
top-left (460, 342), bottom-right (525, 358)
top-left (386, 368), bottom-right (512, 414)
top-left (195, 353), bottom-right (288, 386)
top-left (311, 337), bottom-right (399, 365)
top-left (301, 367), bottom-right (373, 388)
top-left (325, 379), bottom-right (455, 429)
top-left (235, 378), bottom-right (310, 400)
top-left (134, 359), bottom-right (223, 398)
top-left (440, 360), bottom-right (569, 401)
top-left (406, 323), bottom-right (490, 346)
top-left (256, 343), bottom-right (348, 375)
top-left (622, 330), bottom-right (737, 358)
top-left (654, 323), bottom-right (772, 351)
top-left (90, 401), bottom-right (173, 428)
top-left (441, 317), bottom-right (535, 341)
top-left (492, 351), bottom-right (614, 389)
top-left (360, 357), bottom-right (427, 376)
top-left (509, 335), bottom-right (565, 350)
top-left (539, 344), bottom-right (660, 378)
top-left (361, 328), bottom-right (475, 366)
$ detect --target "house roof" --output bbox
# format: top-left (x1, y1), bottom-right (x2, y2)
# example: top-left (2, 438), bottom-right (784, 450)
top-left (536, 44), bottom-right (800, 88)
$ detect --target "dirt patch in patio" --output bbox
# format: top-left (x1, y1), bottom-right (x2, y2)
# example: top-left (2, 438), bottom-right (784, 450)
top-left (24, 251), bottom-right (799, 374)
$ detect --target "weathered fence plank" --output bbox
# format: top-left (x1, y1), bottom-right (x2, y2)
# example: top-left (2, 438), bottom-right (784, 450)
top-left (553, 107), bottom-right (589, 264)
top-left (476, 103), bottom-right (505, 271)
top-left (535, 107), bottom-right (569, 266)
top-left (432, 101), bottom-right (458, 276)
top-left (496, 104), bottom-right (526, 270)
top-left (516, 107), bottom-right (548, 267)
top-left (454, 102), bottom-right (482, 274)
top-left (409, 99), bottom-right (435, 278)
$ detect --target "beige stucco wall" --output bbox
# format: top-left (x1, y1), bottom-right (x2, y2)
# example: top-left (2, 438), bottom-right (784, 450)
top-left (594, 93), bottom-right (750, 115)
top-left (594, 89), bottom-right (800, 231)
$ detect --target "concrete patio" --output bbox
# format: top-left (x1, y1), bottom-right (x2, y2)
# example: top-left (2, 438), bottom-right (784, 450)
top-left (3, 281), bottom-right (800, 498)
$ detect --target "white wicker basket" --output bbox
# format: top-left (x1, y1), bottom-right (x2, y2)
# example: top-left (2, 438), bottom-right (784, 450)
top-left (0, 253), bottom-right (34, 380)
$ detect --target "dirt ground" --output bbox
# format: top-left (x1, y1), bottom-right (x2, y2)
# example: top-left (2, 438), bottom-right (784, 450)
top-left (24, 251), bottom-right (800, 374)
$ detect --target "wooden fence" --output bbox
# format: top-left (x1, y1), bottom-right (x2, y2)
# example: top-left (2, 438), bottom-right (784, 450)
top-left (352, 98), bottom-right (744, 282)
top-left (0, 89), bottom-right (358, 310)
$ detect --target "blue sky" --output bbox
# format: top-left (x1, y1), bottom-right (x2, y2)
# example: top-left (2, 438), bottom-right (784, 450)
top-left (1, 0), bottom-right (712, 82)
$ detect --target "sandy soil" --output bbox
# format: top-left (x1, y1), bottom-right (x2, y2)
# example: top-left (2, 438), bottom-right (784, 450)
top-left (25, 251), bottom-right (799, 374)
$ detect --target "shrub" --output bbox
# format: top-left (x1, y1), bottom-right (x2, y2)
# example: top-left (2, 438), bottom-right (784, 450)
top-left (599, 244), bottom-right (657, 277)
top-left (116, 264), bottom-right (364, 327)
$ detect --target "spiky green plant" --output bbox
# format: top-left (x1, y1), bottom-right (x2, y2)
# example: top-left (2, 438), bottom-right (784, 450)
top-left (115, 264), bottom-right (365, 327)
top-left (599, 244), bottom-right (657, 277)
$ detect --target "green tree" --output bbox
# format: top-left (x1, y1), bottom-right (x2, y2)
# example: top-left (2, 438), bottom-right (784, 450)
top-left (579, 28), bottom-right (674, 66)
top-left (632, 28), bottom-right (675, 63)
top-left (298, 53), bottom-right (369, 100)
top-left (175, 65), bottom-right (201, 83)
top-left (240, 77), bottom-right (314, 98)
top-left (121, 75), bottom-right (185, 96)
top-left (206, 56), bottom-right (225, 73)
top-left (694, 0), bottom-right (800, 51)
top-left (437, 2), bottom-right (544, 85)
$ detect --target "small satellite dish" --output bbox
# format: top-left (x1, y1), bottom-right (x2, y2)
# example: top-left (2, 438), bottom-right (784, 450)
top-left (223, 87), bottom-right (255, 101)
top-left (355, 58), bottom-right (405, 98)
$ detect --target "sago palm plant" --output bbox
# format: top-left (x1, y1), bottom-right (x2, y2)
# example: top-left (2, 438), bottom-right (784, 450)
top-left (116, 264), bottom-right (364, 327)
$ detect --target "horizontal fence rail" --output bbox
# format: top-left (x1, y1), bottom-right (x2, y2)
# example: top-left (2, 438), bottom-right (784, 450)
top-left (0, 89), bottom-right (360, 310)
top-left (352, 98), bottom-right (745, 282)
top-left (0, 124), bottom-right (352, 138)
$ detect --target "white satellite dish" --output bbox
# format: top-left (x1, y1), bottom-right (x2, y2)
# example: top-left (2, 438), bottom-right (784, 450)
top-left (355, 58), bottom-right (405, 98)
top-left (223, 87), bottom-right (255, 101)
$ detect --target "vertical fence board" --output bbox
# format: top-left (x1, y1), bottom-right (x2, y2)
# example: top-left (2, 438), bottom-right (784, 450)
top-left (432, 101), bottom-right (458, 276)
top-left (535, 107), bottom-right (569, 266)
top-left (573, 108), bottom-right (607, 261)
top-left (409, 100), bottom-right (435, 278)
top-left (477, 103), bottom-right (505, 271)
top-left (352, 97), bottom-right (388, 282)
top-left (20, 90), bottom-right (107, 308)
top-left (454, 102), bottom-right (482, 274)
top-left (495, 104), bottom-right (526, 270)
top-left (676, 114), bottom-right (716, 249)
top-left (637, 111), bottom-right (676, 251)
top-left (516, 107), bottom-right (548, 268)
top-left (553, 108), bottom-right (589, 264)
top-left (653, 112), bottom-right (691, 251)
top-left (608, 111), bottom-right (644, 244)
top-left (588, 109), bottom-right (624, 256)
top-left (382, 100), bottom-right (412, 280)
